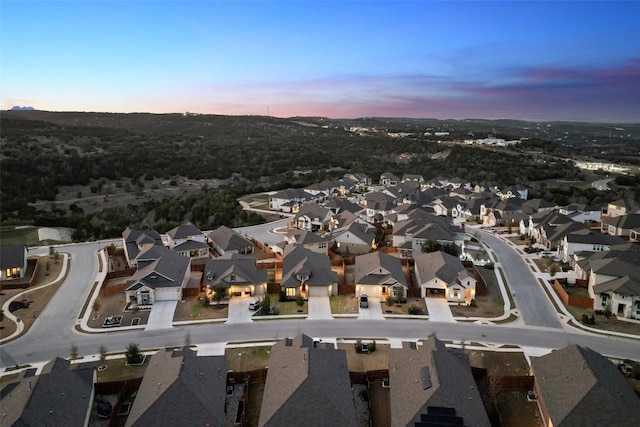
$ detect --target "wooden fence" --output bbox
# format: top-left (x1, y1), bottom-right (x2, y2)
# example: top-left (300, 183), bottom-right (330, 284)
top-left (553, 279), bottom-right (593, 308)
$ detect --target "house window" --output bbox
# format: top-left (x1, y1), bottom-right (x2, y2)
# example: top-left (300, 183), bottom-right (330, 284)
top-left (319, 242), bottom-right (327, 249)
top-left (601, 294), bottom-right (609, 307)
top-left (286, 288), bottom-right (297, 297)
top-left (230, 274), bottom-right (236, 282)
top-left (140, 291), bottom-right (150, 305)
top-left (453, 290), bottom-right (460, 299)
top-left (592, 244), bottom-right (604, 251)
top-left (382, 286), bottom-right (387, 295)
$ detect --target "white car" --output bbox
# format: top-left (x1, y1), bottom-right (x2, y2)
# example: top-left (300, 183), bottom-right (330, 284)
top-left (248, 299), bottom-right (261, 310)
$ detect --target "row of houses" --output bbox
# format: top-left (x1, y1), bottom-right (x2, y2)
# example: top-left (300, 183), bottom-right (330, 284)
top-left (4, 336), bottom-right (638, 427)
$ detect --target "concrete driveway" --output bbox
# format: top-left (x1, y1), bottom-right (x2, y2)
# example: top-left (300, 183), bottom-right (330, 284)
top-left (307, 296), bottom-right (332, 320)
top-left (358, 297), bottom-right (385, 320)
top-left (146, 301), bottom-right (178, 330)
top-left (227, 295), bottom-right (255, 324)
top-left (424, 297), bottom-right (455, 323)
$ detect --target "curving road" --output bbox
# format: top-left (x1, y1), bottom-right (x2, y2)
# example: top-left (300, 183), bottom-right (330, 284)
top-left (2, 228), bottom-right (640, 369)
top-left (592, 178), bottom-right (613, 191)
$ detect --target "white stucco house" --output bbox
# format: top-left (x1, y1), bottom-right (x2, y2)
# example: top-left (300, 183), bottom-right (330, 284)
top-left (413, 251), bottom-right (477, 303)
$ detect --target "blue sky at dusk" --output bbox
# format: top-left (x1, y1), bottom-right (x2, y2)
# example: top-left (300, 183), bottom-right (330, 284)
top-left (2, 1), bottom-right (639, 121)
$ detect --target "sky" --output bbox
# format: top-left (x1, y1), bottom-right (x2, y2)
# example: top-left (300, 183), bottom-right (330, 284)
top-left (2, 1), bottom-right (639, 121)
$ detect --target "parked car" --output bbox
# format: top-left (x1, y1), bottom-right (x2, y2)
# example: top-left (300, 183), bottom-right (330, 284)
top-left (540, 251), bottom-right (554, 258)
top-left (248, 299), bottom-right (261, 310)
top-left (359, 294), bottom-right (369, 308)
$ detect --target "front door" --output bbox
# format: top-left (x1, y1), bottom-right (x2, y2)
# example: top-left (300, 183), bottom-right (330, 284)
top-left (617, 303), bottom-right (626, 316)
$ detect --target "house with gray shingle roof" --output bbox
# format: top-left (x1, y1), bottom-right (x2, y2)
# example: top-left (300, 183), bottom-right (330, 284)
top-left (380, 172), bottom-right (400, 186)
top-left (293, 203), bottom-right (333, 232)
top-left (576, 247), bottom-right (640, 319)
top-left (0, 244), bottom-right (27, 281)
top-left (203, 253), bottom-right (267, 298)
top-left (558, 203), bottom-right (602, 223)
top-left (361, 192), bottom-right (397, 223)
top-left (414, 251), bottom-right (477, 302)
top-left (531, 344), bottom-right (640, 427)
top-left (331, 222), bottom-right (377, 255)
top-left (207, 225), bottom-right (254, 256)
top-left (604, 198), bottom-right (640, 218)
top-left (269, 188), bottom-right (314, 212)
top-left (281, 246), bottom-right (338, 298)
top-left (283, 229), bottom-right (330, 254)
top-left (125, 348), bottom-right (226, 427)
top-left (122, 227), bottom-right (163, 267)
top-left (166, 222), bottom-right (209, 260)
top-left (558, 228), bottom-right (625, 262)
top-left (601, 213), bottom-right (640, 238)
top-left (392, 215), bottom-right (462, 257)
top-left (258, 334), bottom-right (357, 427)
top-left (388, 336), bottom-right (490, 427)
top-left (354, 251), bottom-right (407, 300)
top-left (1, 357), bottom-right (96, 427)
top-left (125, 245), bottom-right (191, 305)
top-left (521, 198), bottom-right (557, 215)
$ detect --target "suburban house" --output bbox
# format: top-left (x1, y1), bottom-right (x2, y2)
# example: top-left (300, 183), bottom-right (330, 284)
top-left (125, 245), bottom-right (191, 305)
top-left (166, 222), bottom-right (209, 260)
top-left (631, 227), bottom-right (640, 243)
top-left (388, 336), bottom-right (490, 427)
top-left (122, 227), bottom-right (163, 267)
top-left (431, 196), bottom-right (461, 217)
top-left (392, 216), bottom-right (462, 258)
top-left (496, 184), bottom-right (528, 200)
top-left (557, 229), bottom-right (625, 263)
top-left (361, 192), bottom-right (397, 223)
top-left (293, 203), bottom-right (333, 232)
top-left (343, 172), bottom-right (372, 189)
top-left (354, 251), bottom-right (408, 300)
top-left (282, 229), bottom-right (330, 254)
top-left (603, 198), bottom-right (640, 218)
top-left (0, 244), bottom-right (28, 281)
top-left (574, 247), bottom-right (640, 319)
top-left (521, 198), bottom-right (557, 215)
top-left (125, 348), bottom-right (226, 427)
top-left (380, 172), bottom-right (400, 186)
top-left (207, 225), bottom-right (255, 256)
top-left (558, 203), bottom-right (602, 224)
top-left (269, 188), bottom-right (314, 212)
top-left (258, 334), bottom-right (357, 427)
top-left (1, 357), bottom-right (96, 427)
top-left (530, 344), bottom-right (640, 427)
top-left (203, 253), bottom-right (267, 298)
top-left (331, 221), bottom-right (377, 255)
top-left (601, 213), bottom-right (640, 238)
top-left (414, 251), bottom-right (477, 303)
top-left (304, 179), bottom-right (341, 199)
top-left (521, 211), bottom-right (574, 241)
top-left (401, 173), bottom-right (425, 185)
top-left (324, 198), bottom-right (363, 215)
top-left (280, 246), bottom-right (338, 298)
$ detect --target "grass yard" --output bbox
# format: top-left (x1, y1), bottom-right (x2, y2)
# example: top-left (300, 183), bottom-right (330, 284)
top-left (498, 390), bottom-right (542, 427)
top-left (225, 346), bottom-right (273, 371)
top-left (566, 305), bottom-right (640, 335)
top-left (173, 296), bottom-right (228, 322)
top-left (467, 350), bottom-right (530, 376)
top-left (380, 298), bottom-right (427, 315)
top-left (338, 342), bottom-right (389, 372)
top-left (330, 294), bottom-right (359, 314)
top-left (258, 294), bottom-right (308, 315)
top-left (95, 356), bottom-right (149, 383)
top-left (450, 267), bottom-right (505, 318)
top-left (0, 226), bottom-right (41, 246)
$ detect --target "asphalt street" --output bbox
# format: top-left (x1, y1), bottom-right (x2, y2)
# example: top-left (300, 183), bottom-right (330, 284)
top-left (475, 229), bottom-right (563, 329)
top-left (2, 225), bottom-right (639, 370)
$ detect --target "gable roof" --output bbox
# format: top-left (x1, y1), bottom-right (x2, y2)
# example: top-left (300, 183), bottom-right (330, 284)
top-left (203, 253), bottom-right (267, 286)
top-left (593, 275), bottom-right (640, 296)
top-left (166, 222), bottom-right (203, 240)
top-left (364, 192), bottom-right (397, 211)
top-left (414, 251), bottom-right (473, 287)
top-left (565, 229), bottom-right (625, 245)
top-left (126, 245), bottom-right (190, 291)
top-left (0, 244), bottom-right (27, 269)
top-left (388, 336), bottom-right (490, 427)
top-left (521, 198), bottom-right (557, 214)
top-left (294, 203), bottom-right (333, 222)
top-left (281, 246), bottom-right (338, 288)
top-left (258, 334), bottom-right (357, 427)
top-left (125, 348), bottom-right (226, 427)
top-left (354, 251), bottom-right (407, 287)
top-left (7, 358), bottom-right (95, 427)
top-left (602, 213), bottom-right (640, 229)
top-left (531, 344), bottom-right (640, 426)
top-left (207, 225), bottom-right (253, 252)
top-left (122, 227), bottom-right (163, 260)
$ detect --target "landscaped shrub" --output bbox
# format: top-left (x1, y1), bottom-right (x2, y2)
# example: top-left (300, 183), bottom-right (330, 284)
top-left (279, 289), bottom-right (287, 302)
top-left (125, 342), bottom-right (143, 364)
top-left (408, 305), bottom-right (422, 315)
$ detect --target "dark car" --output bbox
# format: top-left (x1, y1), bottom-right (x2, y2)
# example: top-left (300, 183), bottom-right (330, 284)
top-left (359, 294), bottom-right (369, 308)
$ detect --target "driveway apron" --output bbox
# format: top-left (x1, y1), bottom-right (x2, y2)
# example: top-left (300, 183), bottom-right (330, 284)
top-left (145, 301), bottom-right (178, 330)
top-left (227, 295), bottom-right (254, 324)
top-left (307, 296), bottom-right (332, 320)
top-left (425, 297), bottom-right (455, 323)
top-left (358, 297), bottom-right (385, 320)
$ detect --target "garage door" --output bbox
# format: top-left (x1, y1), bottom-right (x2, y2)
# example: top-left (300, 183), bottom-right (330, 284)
top-left (230, 285), bottom-right (252, 297)
top-left (308, 286), bottom-right (329, 297)
top-left (359, 284), bottom-right (380, 298)
top-left (155, 288), bottom-right (180, 302)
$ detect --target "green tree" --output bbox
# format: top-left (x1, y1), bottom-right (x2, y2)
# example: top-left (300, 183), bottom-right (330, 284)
top-left (125, 342), bottom-right (143, 364)
top-left (296, 294), bottom-right (305, 308)
top-left (211, 284), bottom-right (228, 307)
top-left (99, 344), bottom-right (107, 365)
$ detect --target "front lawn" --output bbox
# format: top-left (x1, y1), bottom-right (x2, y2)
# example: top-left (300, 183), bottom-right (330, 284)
top-left (330, 295), bottom-right (359, 314)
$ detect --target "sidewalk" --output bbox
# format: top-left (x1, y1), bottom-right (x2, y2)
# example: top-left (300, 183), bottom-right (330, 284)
top-left (424, 297), bottom-right (455, 323)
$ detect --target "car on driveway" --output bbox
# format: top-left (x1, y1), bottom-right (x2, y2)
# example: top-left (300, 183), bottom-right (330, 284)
top-left (359, 294), bottom-right (369, 308)
top-left (248, 299), bottom-right (261, 311)
top-left (540, 251), bottom-right (554, 258)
